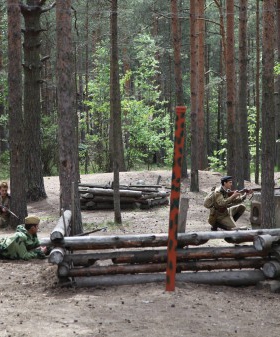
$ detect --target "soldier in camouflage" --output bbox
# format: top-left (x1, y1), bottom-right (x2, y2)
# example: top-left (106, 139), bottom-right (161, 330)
top-left (0, 182), bottom-right (11, 228)
top-left (0, 215), bottom-right (47, 260)
top-left (208, 176), bottom-right (251, 231)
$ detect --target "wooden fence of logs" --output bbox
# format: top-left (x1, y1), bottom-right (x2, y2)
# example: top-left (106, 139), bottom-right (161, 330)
top-left (79, 183), bottom-right (170, 210)
top-left (43, 211), bottom-right (280, 290)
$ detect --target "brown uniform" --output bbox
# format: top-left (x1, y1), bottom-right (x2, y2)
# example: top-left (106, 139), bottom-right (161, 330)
top-left (208, 186), bottom-right (246, 230)
top-left (0, 194), bottom-right (11, 228)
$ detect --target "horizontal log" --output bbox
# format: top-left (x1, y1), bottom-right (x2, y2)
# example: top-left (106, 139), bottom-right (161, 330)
top-left (40, 228), bottom-right (280, 250)
top-left (79, 187), bottom-right (142, 197)
top-left (82, 202), bottom-right (138, 210)
top-left (48, 247), bottom-right (66, 264)
top-left (139, 197), bottom-right (169, 209)
top-left (50, 210), bottom-right (72, 242)
top-left (79, 183), bottom-right (111, 188)
top-left (88, 196), bottom-right (138, 203)
top-left (254, 235), bottom-right (280, 251)
top-left (63, 246), bottom-right (266, 266)
top-left (263, 260), bottom-right (280, 278)
top-left (129, 184), bottom-right (162, 189)
top-left (58, 258), bottom-right (266, 277)
top-left (73, 270), bottom-right (266, 287)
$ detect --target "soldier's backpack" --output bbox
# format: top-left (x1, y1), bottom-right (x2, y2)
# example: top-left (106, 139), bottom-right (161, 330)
top-left (203, 187), bottom-right (216, 209)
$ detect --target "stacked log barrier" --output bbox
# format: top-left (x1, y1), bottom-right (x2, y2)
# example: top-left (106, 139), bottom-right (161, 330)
top-left (79, 183), bottom-right (170, 210)
top-left (44, 228), bottom-right (280, 287)
top-left (253, 234), bottom-right (280, 290)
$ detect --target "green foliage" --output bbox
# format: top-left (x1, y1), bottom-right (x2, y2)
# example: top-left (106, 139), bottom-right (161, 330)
top-left (208, 139), bottom-right (227, 171)
top-left (84, 34), bottom-right (173, 171)
top-left (247, 106), bottom-right (261, 172)
top-left (0, 150), bottom-right (10, 180)
top-left (274, 62), bottom-right (280, 75)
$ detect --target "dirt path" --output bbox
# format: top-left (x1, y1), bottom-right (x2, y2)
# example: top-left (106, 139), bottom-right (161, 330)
top-left (0, 170), bottom-right (279, 337)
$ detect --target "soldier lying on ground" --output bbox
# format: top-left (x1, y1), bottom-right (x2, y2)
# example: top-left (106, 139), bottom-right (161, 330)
top-left (0, 215), bottom-right (47, 260)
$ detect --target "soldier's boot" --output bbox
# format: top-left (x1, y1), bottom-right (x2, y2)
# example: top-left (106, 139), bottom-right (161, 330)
top-left (236, 225), bottom-right (249, 230)
top-left (210, 225), bottom-right (218, 231)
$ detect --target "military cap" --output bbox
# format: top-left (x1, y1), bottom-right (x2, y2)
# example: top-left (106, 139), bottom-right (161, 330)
top-left (221, 175), bottom-right (233, 183)
top-left (25, 215), bottom-right (40, 225)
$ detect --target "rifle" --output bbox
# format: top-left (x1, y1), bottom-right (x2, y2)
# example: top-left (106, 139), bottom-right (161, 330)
top-left (0, 205), bottom-right (19, 219)
top-left (227, 187), bottom-right (280, 197)
top-left (76, 226), bottom-right (107, 236)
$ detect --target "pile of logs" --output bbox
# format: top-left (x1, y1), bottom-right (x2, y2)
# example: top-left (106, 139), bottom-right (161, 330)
top-left (78, 183), bottom-right (170, 210)
top-left (43, 213), bottom-right (280, 290)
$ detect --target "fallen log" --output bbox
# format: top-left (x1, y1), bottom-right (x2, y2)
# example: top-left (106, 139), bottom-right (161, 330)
top-left (80, 187), bottom-right (142, 197)
top-left (73, 270), bottom-right (266, 287)
top-left (263, 260), bottom-right (280, 278)
top-left (62, 246), bottom-right (265, 266)
top-left (254, 235), bottom-right (280, 251)
top-left (139, 197), bottom-right (169, 209)
top-left (79, 183), bottom-right (111, 188)
top-left (40, 228), bottom-right (280, 250)
top-left (58, 258), bottom-right (266, 277)
top-left (82, 201), bottom-right (138, 210)
top-left (50, 210), bottom-right (72, 242)
top-left (86, 196), bottom-right (139, 203)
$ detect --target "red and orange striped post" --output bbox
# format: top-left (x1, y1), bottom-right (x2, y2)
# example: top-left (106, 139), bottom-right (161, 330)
top-left (166, 106), bottom-right (187, 291)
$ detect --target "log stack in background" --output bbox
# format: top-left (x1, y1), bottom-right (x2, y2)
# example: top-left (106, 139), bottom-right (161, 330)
top-left (79, 182), bottom-right (170, 210)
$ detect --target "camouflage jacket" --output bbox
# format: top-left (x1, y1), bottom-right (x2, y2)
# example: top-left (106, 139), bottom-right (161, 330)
top-left (0, 225), bottom-right (45, 260)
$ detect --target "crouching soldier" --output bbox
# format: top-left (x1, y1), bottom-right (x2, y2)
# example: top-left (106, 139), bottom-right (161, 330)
top-left (0, 215), bottom-right (47, 260)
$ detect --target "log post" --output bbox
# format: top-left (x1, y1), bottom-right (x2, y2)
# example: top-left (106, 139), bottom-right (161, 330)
top-left (50, 210), bottom-right (72, 242)
top-left (178, 197), bottom-right (189, 233)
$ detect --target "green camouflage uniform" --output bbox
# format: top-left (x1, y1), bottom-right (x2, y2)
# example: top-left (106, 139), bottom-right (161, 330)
top-left (0, 194), bottom-right (10, 228)
top-left (208, 186), bottom-right (246, 230)
top-left (0, 225), bottom-right (45, 260)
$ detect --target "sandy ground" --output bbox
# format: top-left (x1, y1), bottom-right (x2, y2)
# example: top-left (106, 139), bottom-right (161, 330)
top-left (0, 170), bottom-right (280, 337)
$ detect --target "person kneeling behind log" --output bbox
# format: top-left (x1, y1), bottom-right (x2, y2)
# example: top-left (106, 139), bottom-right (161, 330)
top-left (0, 215), bottom-right (47, 260)
top-left (205, 176), bottom-right (252, 231)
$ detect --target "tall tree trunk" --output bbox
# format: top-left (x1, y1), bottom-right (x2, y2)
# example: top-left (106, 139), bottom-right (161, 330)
top-left (171, 0), bottom-right (187, 179)
top-left (225, 1), bottom-right (237, 187)
top-left (56, 0), bottom-right (82, 234)
top-left (238, 0), bottom-right (250, 183)
top-left (110, 0), bottom-right (122, 224)
top-left (7, 0), bottom-right (27, 227)
top-left (275, 0), bottom-right (280, 168)
top-left (21, 1), bottom-right (47, 201)
top-left (108, 0), bottom-right (125, 174)
top-left (0, 3), bottom-right (6, 155)
top-left (255, 0), bottom-right (260, 184)
top-left (197, 0), bottom-right (206, 170)
top-left (190, 0), bottom-right (199, 192)
top-left (261, 0), bottom-right (276, 228)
